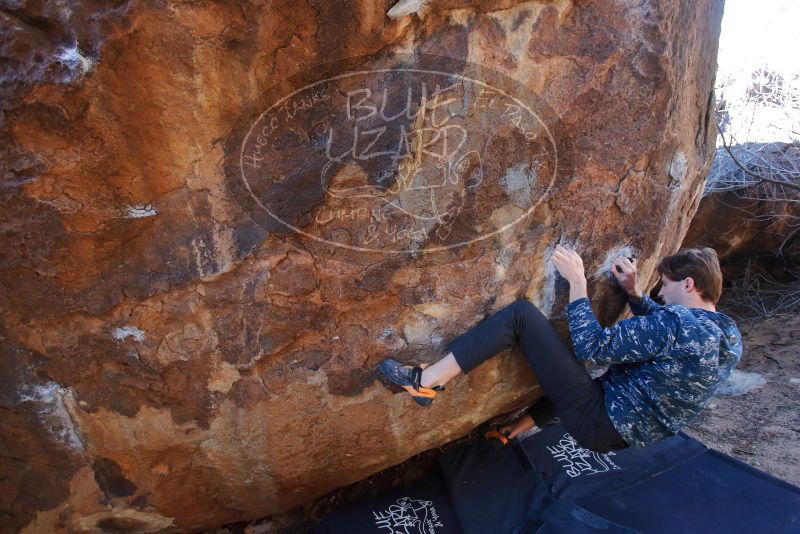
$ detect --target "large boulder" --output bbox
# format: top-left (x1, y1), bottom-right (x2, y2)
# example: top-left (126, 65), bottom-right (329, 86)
top-left (684, 142), bottom-right (800, 276)
top-left (1, 0), bottom-right (722, 531)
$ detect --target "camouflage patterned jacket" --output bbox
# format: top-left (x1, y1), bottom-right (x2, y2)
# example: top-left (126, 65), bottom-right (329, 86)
top-left (565, 294), bottom-right (743, 448)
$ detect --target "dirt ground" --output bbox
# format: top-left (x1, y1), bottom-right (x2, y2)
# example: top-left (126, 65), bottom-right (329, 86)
top-left (216, 311), bottom-right (800, 533)
top-left (682, 312), bottom-right (800, 487)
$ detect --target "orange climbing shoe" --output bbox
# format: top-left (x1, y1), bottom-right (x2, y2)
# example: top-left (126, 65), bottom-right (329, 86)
top-left (375, 358), bottom-right (444, 407)
top-left (483, 429), bottom-right (510, 445)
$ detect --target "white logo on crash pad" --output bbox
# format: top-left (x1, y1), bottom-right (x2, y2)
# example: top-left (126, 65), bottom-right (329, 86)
top-left (547, 433), bottom-right (622, 478)
top-left (372, 496), bottom-right (443, 533)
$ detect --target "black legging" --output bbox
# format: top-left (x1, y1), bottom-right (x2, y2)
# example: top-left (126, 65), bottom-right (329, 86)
top-left (445, 299), bottom-right (628, 452)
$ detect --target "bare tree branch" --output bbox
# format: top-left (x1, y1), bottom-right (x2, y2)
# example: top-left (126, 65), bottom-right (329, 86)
top-left (716, 126), bottom-right (800, 192)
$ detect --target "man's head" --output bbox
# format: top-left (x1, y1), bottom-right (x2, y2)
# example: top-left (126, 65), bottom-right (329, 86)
top-left (656, 247), bottom-right (723, 307)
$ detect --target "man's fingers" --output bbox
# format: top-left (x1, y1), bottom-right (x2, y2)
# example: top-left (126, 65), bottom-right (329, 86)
top-left (552, 252), bottom-right (569, 264)
top-left (613, 257), bottom-right (636, 274)
top-left (620, 257), bottom-right (636, 270)
top-left (553, 248), bottom-right (578, 260)
top-left (554, 245), bottom-right (582, 259)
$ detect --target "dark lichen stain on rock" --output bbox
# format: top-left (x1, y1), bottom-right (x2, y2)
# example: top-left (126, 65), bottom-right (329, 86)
top-left (96, 516), bottom-right (149, 533)
top-left (228, 377), bottom-right (269, 410)
top-left (92, 457), bottom-right (137, 498)
top-left (327, 368), bottom-right (376, 397)
top-left (130, 493), bottom-right (150, 509)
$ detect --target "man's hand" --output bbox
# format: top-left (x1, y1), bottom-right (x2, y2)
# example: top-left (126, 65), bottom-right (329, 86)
top-left (552, 245), bottom-right (586, 285)
top-left (553, 245), bottom-right (589, 302)
top-left (611, 256), bottom-right (643, 299)
top-left (498, 413), bottom-right (536, 439)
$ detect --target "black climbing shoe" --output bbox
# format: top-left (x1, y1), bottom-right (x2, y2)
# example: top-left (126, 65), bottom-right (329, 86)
top-left (375, 358), bottom-right (445, 407)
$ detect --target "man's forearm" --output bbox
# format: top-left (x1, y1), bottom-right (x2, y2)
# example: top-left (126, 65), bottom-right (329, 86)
top-left (568, 280), bottom-right (588, 302)
top-left (627, 288), bottom-right (662, 315)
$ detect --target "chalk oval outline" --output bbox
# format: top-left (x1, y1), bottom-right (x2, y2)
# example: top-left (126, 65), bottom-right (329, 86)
top-left (237, 61), bottom-right (564, 254)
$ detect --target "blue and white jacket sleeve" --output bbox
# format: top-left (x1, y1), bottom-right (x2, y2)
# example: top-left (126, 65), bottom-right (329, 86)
top-left (627, 293), bottom-right (662, 316)
top-left (566, 297), bottom-right (679, 365)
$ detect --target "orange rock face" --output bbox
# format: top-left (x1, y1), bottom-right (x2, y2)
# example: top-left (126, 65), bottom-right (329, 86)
top-left (1, 0), bottom-right (722, 531)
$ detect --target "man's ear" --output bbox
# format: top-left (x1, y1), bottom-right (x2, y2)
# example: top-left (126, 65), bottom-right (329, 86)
top-left (683, 277), bottom-right (696, 293)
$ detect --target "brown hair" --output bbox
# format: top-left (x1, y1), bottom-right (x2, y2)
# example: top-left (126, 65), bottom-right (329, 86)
top-left (657, 247), bottom-right (724, 304)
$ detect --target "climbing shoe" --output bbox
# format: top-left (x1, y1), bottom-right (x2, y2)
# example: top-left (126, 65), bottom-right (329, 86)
top-left (375, 358), bottom-right (445, 407)
top-left (483, 429), bottom-right (510, 446)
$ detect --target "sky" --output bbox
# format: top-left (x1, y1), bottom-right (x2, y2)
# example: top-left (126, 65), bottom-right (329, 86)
top-left (718, 0), bottom-right (800, 76)
top-left (716, 0), bottom-right (800, 144)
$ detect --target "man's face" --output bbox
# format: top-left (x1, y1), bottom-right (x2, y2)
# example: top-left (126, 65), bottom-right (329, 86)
top-left (657, 274), bottom-right (685, 305)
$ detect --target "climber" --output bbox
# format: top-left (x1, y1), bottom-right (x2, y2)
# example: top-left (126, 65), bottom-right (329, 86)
top-left (376, 246), bottom-right (743, 452)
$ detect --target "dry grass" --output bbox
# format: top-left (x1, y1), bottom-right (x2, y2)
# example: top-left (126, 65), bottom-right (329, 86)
top-left (719, 262), bottom-right (800, 321)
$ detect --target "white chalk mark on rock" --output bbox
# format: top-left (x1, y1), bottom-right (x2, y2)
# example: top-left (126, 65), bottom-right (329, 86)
top-left (668, 150), bottom-right (688, 189)
top-left (403, 316), bottom-right (437, 346)
top-left (378, 328), bottom-right (395, 340)
top-left (592, 245), bottom-right (636, 282)
top-left (537, 243), bottom-right (558, 317)
top-left (18, 382), bottom-right (85, 452)
top-left (57, 44), bottom-right (95, 75)
top-left (126, 204), bottom-right (158, 218)
top-left (501, 163), bottom-right (537, 208)
top-left (387, 0), bottom-right (426, 19)
top-left (112, 326), bottom-right (147, 343)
